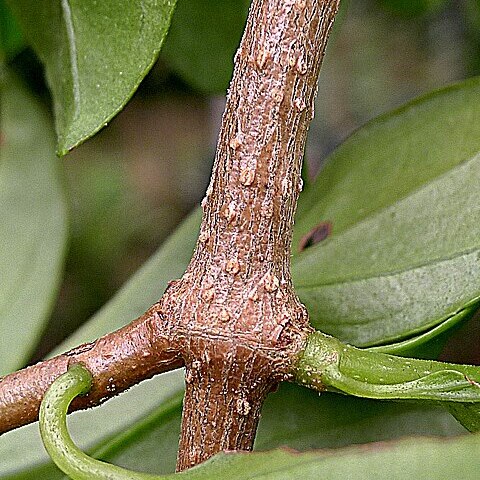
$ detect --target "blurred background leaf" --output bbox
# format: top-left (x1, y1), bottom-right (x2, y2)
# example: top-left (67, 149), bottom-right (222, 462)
top-left (161, 0), bottom-right (250, 94)
top-left (376, 0), bottom-right (448, 18)
top-left (0, 1), bottom-right (24, 61)
top-left (0, 74), bottom-right (67, 375)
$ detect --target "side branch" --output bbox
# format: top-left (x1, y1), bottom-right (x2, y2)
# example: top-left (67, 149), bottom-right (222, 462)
top-left (0, 305), bottom-right (182, 435)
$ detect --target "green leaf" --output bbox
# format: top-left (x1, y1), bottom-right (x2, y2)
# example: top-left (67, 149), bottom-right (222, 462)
top-left (161, 433), bottom-right (480, 479)
top-left (0, 74), bottom-right (67, 375)
top-left (82, 433), bottom-right (480, 479)
top-left (6, 0), bottom-right (177, 154)
top-left (292, 78), bottom-right (480, 347)
top-left (161, 0), bottom-right (249, 93)
top-left (213, 433), bottom-right (480, 479)
top-left (0, 1), bottom-right (24, 61)
top-left (369, 306), bottom-right (477, 358)
top-left (449, 403), bottom-right (480, 433)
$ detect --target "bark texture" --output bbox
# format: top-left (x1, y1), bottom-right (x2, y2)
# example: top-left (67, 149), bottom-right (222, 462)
top-left (0, 307), bottom-right (183, 434)
top-left (0, 0), bottom-right (340, 471)
top-left (169, 0), bottom-right (340, 470)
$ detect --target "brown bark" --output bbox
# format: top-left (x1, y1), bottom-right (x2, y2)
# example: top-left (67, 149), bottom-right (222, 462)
top-left (172, 0), bottom-right (340, 470)
top-left (0, 0), bottom-right (340, 470)
top-left (0, 306), bottom-right (183, 434)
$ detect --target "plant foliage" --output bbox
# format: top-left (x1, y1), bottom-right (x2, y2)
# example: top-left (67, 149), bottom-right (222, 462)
top-left (0, 1), bottom-right (479, 479)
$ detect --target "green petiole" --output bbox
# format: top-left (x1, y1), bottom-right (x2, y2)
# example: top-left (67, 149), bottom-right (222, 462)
top-left (39, 363), bottom-right (177, 480)
top-left (294, 332), bottom-right (480, 403)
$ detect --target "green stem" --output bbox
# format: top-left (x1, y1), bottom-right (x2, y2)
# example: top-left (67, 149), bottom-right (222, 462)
top-left (294, 332), bottom-right (480, 402)
top-left (39, 364), bottom-right (176, 480)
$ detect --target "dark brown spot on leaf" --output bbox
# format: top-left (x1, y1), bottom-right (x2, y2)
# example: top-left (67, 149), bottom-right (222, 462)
top-left (298, 221), bottom-right (333, 252)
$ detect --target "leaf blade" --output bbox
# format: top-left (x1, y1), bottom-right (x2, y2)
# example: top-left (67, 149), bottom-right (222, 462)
top-left (6, 0), bottom-right (177, 154)
top-left (184, 434), bottom-right (480, 479)
top-left (0, 1), bottom-right (24, 60)
top-left (292, 77), bottom-right (480, 347)
top-left (0, 74), bottom-right (67, 375)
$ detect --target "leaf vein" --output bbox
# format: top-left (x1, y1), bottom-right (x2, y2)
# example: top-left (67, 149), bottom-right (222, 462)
top-left (61, 0), bottom-right (80, 119)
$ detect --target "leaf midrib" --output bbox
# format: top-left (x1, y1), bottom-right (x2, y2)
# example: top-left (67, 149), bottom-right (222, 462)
top-left (60, 0), bottom-right (80, 121)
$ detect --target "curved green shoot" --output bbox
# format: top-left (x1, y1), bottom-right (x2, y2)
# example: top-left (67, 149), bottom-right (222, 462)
top-left (294, 332), bottom-right (480, 403)
top-left (39, 364), bottom-right (174, 480)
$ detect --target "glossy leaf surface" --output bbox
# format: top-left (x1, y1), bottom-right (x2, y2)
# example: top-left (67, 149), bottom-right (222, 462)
top-left (367, 306), bottom-right (477, 358)
top-left (166, 433), bottom-right (480, 479)
top-left (292, 78), bottom-right (480, 347)
top-left (6, 0), bottom-right (177, 154)
top-left (0, 75), bottom-right (67, 375)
